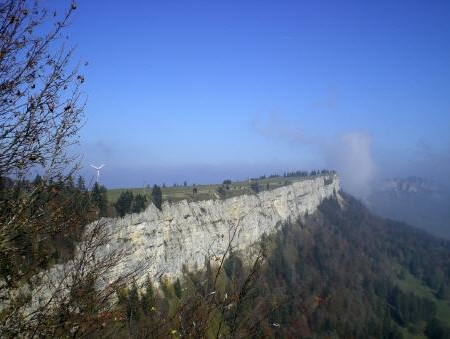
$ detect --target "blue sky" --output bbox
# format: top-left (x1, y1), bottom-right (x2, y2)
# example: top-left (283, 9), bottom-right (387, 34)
top-left (56, 0), bottom-right (450, 193)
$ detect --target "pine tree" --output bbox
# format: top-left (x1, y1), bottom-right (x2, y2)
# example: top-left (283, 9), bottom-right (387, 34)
top-left (115, 191), bottom-right (134, 217)
top-left (92, 182), bottom-right (108, 217)
top-left (133, 193), bottom-right (147, 214)
top-left (151, 185), bottom-right (163, 211)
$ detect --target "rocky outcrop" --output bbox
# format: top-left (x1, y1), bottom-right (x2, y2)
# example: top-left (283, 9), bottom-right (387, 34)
top-left (102, 173), bottom-right (341, 283)
top-left (5, 173), bottom-right (340, 317)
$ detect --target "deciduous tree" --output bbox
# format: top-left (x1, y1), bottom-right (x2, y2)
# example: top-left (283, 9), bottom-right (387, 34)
top-left (1, 0), bottom-right (85, 289)
top-left (0, 2), bottom-right (137, 336)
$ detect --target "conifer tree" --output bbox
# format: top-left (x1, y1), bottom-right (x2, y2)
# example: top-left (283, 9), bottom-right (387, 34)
top-left (151, 184), bottom-right (163, 211)
top-left (91, 182), bottom-right (108, 217)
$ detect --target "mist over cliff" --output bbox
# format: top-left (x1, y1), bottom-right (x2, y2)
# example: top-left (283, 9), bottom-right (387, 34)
top-left (367, 176), bottom-right (450, 239)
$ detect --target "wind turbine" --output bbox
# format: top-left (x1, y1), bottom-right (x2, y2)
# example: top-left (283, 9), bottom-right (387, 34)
top-left (90, 164), bottom-right (105, 183)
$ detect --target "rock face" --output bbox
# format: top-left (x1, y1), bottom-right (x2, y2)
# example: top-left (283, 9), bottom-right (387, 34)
top-left (104, 173), bottom-right (341, 283)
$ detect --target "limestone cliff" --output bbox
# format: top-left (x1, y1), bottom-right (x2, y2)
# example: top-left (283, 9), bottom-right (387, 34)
top-left (5, 173), bottom-right (340, 316)
top-left (102, 173), bottom-right (341, 283)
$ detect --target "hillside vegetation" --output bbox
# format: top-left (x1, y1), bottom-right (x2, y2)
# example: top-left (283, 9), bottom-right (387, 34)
top-left (3, 171), bottom-right (450, 338)
top-left (111, 193), bottom-right (450, 338)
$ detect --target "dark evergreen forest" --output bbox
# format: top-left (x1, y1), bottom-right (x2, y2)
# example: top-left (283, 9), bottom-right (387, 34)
top-left (115, 193), bottom-right (450, 338)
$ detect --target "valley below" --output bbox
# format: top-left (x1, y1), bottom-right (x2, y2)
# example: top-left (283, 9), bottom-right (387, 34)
top-left (12, 173), bottom-right (450, 338)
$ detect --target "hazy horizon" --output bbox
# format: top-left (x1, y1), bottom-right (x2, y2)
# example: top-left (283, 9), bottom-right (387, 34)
top-left (45, 0), bottom-right (449, 196)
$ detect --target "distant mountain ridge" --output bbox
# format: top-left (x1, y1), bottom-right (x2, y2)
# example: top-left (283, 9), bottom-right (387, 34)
top-left (368, 176), bottom-right (450, 239)
top-left (379, 176), bottom-right (445, 193)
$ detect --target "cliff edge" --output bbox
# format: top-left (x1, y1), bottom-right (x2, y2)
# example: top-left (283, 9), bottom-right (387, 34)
top-left (102, 173), bottom-right (341, 283)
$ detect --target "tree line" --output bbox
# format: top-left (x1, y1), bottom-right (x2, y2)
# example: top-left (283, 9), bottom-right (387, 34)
top-left (3, 1), bottom-right (449, 337)
top-left (107, 193), bottom-right (450, 338)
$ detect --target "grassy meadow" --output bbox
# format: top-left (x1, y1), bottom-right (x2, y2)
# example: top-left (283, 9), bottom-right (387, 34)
top-left (107, 175), bottom-right (306, 206)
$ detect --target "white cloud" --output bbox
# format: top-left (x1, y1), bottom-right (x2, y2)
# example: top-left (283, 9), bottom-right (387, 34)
top-left (252, 112), bottom-right (378, 199)
top-left (324, 132), bottom-right (377, 199)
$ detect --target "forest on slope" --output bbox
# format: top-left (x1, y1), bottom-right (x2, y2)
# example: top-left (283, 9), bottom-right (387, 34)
top-left (2, 170), bottom-right (450, 338)
top-left (114, 193), bottom-right (450, 339)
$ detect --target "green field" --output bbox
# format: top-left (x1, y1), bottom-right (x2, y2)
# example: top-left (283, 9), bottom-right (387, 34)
top-left (392, 265), bottom-right (450, 338)
top-left (107, 175), bottom-right (309, 205)
top-left (395, 269), bottom-right (450, 326)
